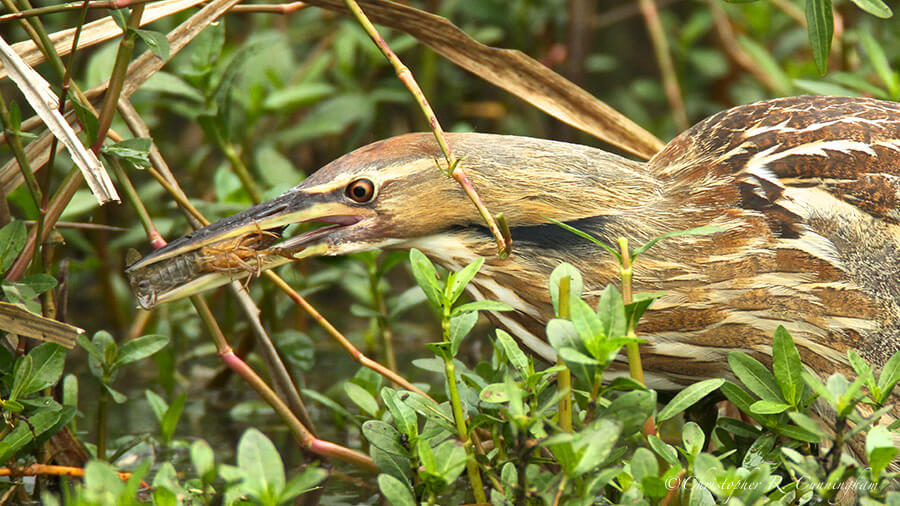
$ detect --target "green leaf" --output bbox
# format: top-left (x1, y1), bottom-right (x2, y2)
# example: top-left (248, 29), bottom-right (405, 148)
top-left (479, 382), bottom-right (512, 403)
top-left (772, 326), bottom-right (804, 406)
top-left (22, 343), bottom-right (65, 396)
top-left (0, 408), bottom-right (60, 462)
top-left (71, 99), bottom-right (99, 143)
top-left (657, 378), bottom-right (724, 422)
top-left (362, 420), bottom-right (407, 456)
top-left (595, 284), bottom-right (626, 339)
top-left (647, 434), bottom-right (679, 467)
top-left (0, 220), bottom-right (26, 274)
top-left (773, 423), bottom-right (822, 443)
top-left (191, 439), bottom-right (216, 483)
top-left (557, 346), bottom-right (602, 365)
top-left (279, 467), bottom-right (326, 503)
top-left (866, 425), bottom-right (898, 479)
top-left (742, 433), bottom-right (776, 468)
top-left (749, 400), bottom-right (791, 414)
top-left (300, 388), bottom-right (352, 421)
top-left (878, 350), bottom-right (900, 402)
top-left (112, 334), bottom-right (169, 369)
top-left (109, 8), bottom-right (127, 29)
top-left (378, 473), bottom-right (415, 506)
top-left (849, 0), bottom-right (892, 18)
top-left (10, 355), bottom-right (33, 401)
top-left (449, 310), bottom-right (477, 357)
top-left (409, 249), bottom-right (442, 312)
top-left (631, 225), bottom-right (723, 259)
top-left (160, 393), bottom-right (186, 443)
top-left (84, 460), bottom-right (125, 499)
top-left (402, 392), bottom-right (456, 434)
top-left (238, 428), bottom-right (285, 504)
top-left (573, 419), bottom-right (621, 474)
top-left (381, 388), bottom-right (417, 439)
top-left (802, 371), bottom-right (835, 404)
top-left (417, 438), bottom-right (438, 474)
top-left (787, 411), bottom-right (827, 438)
top-left (20, 274), bottom-right (57, 295)
top-left (100, 138), bottom-right (153, 168)
top-left (737, 36), bottom-right (792, 94)
top-left (728, 352), bottom-right (784, 403)
top-left (848, 349), bottom-right (875, 391)
top-left (76, 333), bottom-right (104, 363)
top-left (104, 384), bottom-right (128, 404)
top-left (345, 381), bottom-right (379, 417)
top-left (274, 329), bottom-right (314, 372)
top-left (446, 256), bottom-right (484, 305)
top-left (793, 79), bottom-right (859, 97)
top-left (681, 421), bottom-right (705, 456)
top-left (603, 390), bottom-right (656, 435)
top-left (495, 329), bottom-right (530, 378)
top-left (630, 447), bottom-right (658, 483)
top-left (264, 82), bottom-right (335, 111)
top-left (62, 374), bottom-right (78, 409)
top-left (717, 416), bottom-right (761, 439)
top-left (134, 28), bottom-right (170, 59)
top-left (145, 389), bottom-right (168, 422)
top-left (806, 0), bottom-right (834, 75)
top-left (547, 218), bottom-right (619, 259)
top-left (452, 300), bottom-right (512, 316)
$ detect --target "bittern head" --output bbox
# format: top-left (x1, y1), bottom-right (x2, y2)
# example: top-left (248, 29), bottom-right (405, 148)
top-left (126, 132), bottom-right (662, 309)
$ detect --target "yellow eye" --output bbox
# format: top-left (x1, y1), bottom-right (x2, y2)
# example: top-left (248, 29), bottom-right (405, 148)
top-left (346, 179), bottom-right (375, 203)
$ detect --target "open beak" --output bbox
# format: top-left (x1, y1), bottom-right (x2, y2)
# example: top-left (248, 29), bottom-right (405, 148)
top-left (125, 190), bottom-right (364, 309)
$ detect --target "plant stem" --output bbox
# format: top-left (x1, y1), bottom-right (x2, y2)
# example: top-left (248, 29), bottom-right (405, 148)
top-left (107, 156), bottom-right (165, 249)
top-left (368, 258), bottom-right (397, 373)
top-left (91, 4), bottom-right (145, 152)
top-left (96, 387), bottom-right (108, 460)
top-left (618, 237), bottom-right (645, 385)
top-left (0, 93), bottom-right (42, 210)
top-left (557, 276), bottom-right (573, 432)
top-left (442, 354), bottom-right (486, 503)
top-left (439, 304), bottom-right (486, 504)
top-left (221, 142), bottom-right (262, 204)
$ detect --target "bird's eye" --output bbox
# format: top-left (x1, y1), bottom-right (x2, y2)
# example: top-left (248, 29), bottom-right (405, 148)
top-left (346, 179), bottom-right (376, 203)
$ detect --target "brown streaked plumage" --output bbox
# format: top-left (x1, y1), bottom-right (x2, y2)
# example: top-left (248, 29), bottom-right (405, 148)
top-left (127, 95), bottom-right (900, 455)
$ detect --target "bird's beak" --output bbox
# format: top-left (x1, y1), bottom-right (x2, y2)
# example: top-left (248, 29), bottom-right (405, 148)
top-left (125, 189), bottom-right (365, 309)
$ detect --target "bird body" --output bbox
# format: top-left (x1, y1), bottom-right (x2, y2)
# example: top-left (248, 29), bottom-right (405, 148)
top-left (127, 95), bottom-right (900, 404)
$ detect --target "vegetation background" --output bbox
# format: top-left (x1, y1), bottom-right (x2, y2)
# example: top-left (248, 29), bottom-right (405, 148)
top-left (0, 0), bottom-right (899, 504)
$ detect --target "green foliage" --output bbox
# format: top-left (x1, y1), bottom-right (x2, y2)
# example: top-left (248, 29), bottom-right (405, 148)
top-left (48, 429), bottom-right (324, 506)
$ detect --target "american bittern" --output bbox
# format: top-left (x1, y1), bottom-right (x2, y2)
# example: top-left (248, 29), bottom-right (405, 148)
top-left (127, 95), bottom-right (900, 440)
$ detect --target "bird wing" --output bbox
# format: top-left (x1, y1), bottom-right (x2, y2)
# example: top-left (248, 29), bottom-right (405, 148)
top-left (651, 96), bottom-right (900, 225)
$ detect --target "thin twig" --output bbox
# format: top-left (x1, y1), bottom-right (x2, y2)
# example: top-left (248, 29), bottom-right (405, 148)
top-left (24, 220), bottom-right (126, 232)
top-left (709, 0), bottom-right (784, 94)
top-left (638, 0), bottom-right (688, 131)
